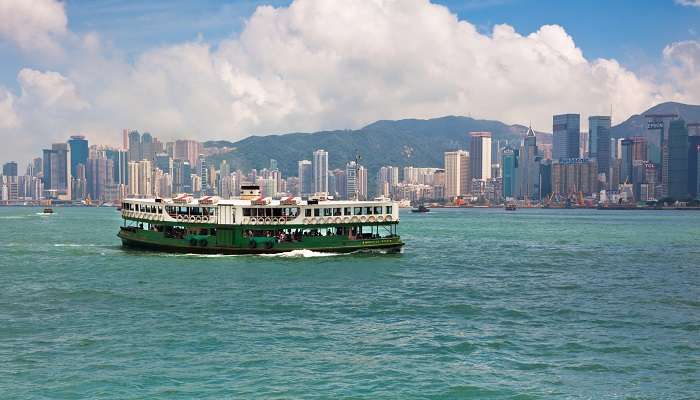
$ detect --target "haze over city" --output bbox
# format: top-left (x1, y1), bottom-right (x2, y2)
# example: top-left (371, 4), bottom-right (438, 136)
top-left (1, 0), bottom-right (699, 165)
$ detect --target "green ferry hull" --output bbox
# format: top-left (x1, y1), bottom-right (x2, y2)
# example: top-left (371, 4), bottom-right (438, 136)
top-left (118, 227), bottom-right (403, 255)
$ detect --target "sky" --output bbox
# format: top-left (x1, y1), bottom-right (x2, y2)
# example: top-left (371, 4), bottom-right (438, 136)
top-left (0, 0), bottom-right (699, 165)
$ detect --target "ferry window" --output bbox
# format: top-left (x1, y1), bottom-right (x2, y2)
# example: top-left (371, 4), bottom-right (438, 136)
top-left (324, 208), bottom-right (332, 217)
top-left (365, 207), bottom-right (373, 215)
top-left (374, 206), bottom-right (382, 214)
top-left (305, 209), bottom-right (312, 217)
top-left (314, 208), bottom-right (320, 217)
top-left (265, 208), bottom-right (272, 217)
top-left (344, 207), bottom-right (351, 215)
top-left (386, 206), bottom-right (393, 214)
top-left (273, 208), bottom-right (283, 217)
top-left (353, 207), bottom-right (362, 215)
top-left (333, 208), bottom-right (341, 216)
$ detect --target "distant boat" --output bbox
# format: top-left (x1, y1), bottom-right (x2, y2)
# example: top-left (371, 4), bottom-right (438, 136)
top-left (411, 204), bottom-right (430, 213)
top-left (42, 207), bottom-right (54, 214)
top-left (505, 202), bottom-right (517, 211)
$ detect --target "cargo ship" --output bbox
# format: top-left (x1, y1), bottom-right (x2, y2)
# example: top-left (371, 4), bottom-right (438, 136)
top-left (117, 186), bottom-right (403, 254)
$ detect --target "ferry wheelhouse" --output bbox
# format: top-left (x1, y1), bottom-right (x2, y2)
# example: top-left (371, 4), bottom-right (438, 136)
top-left (118, 186), bottom-right (403, 254)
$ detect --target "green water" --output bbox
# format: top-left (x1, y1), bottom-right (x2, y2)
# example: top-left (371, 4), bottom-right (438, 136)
top-left (0, 207), bottom-right (698, 399)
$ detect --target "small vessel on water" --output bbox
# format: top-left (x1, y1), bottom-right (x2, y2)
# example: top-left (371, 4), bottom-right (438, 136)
top-left (42, 207), bottom-right (54, 214)
top-left (411, 204), bottom-right (430, 213)
top-left (117, 186), bottom-right (403, 254)
top-left (505, 202), bottom-right (517, 211)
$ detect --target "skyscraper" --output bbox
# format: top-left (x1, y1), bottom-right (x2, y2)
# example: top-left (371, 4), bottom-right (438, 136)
top-left (174, 140), bottom-right (201, 166)
top-left (128, 130), bottom-right (141, 162)
top-left (105, 149), bottom-right (129, 186)
top-left (688, 128), bottom-right (700, 198)
top-left (501, 146), bottom-right (517, 199)
top-left (444, 150), bottom-right (469, 199)
top-left (313, 149), bottom-right (328, 194)
top-left (516, 127), bottom-right (540, 199)
top-left (297, 160), bottom-right (312, 196)
top-left (666, 120), bottom-right (689, 199)
top-left (87, 156), bottom-right (114, 201)
top-left (469, 132), bottom-right (492, 180)
top-left (589, 116), bottom-right (611, 176)
top-left (346, 161), bottom-right (358, 200)
top-left (2, 161), bottom-right (17, 177)
top-left (68, 135), bottom-right (88, 178)
top-left (553, 114), bottom-right (580, 159)
top-left (645, 113), bottom-right (678, 164)
top-left (141, 132), bottom-right (154, 161)
top-left (358, 165), bottom-right (368, 200)
top-left (42, 143), bottom-right (71, 200)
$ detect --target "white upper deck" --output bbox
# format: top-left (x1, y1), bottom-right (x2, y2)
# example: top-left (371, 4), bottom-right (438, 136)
top-left (120, 194), bottom-right (400, 226)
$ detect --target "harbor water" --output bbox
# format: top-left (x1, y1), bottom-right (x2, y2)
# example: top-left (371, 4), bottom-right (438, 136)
top-left (0, 207), bottom-right (698, 399)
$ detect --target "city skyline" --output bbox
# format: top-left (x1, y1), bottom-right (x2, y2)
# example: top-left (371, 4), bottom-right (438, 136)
top-left (1, 0), bottom-right (699, 164)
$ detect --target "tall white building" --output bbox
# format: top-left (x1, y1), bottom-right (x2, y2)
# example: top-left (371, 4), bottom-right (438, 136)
top-left (313, 150), bottom-right (328, 194)
top-left (137, 160), bottom-right (152, 197)
top-left (346, 161), bottom-right (358, 200)
top-left (444, 150), bottom-right (469, 199)
top-left (469, 132), bottom-right (492, 180)
top-left (297, 160), bottom-right (312, 196)
top-left (128, 161), bottom-right (139, 196)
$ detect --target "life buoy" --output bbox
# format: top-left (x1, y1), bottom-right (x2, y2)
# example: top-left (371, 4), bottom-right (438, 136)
top-left (196, 216), bottom-right (202, 223)
top-left (264, 217), bottom-right (271, 224)
top-left (360, 216), bottom-right (367, 223)
top-left (272, 217), bottom-right (279, 224)
top-left (189, 216), bottom-right (196, 223)
top-left (334, 217), bottom-right (341, 224)
top-left (176, 215), bottom-right (183, 221)
top-left (368, 216), bottom-right (376, 223)
top-left (386, 215), bottom-right (393, 222)
top-left (377, 216), bottom-right (384, 222)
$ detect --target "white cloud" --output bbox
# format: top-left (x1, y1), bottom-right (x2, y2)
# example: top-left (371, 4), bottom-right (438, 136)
top-left (675, 0), bottom-right (700, 7)
top-left (0, 0), bottom-right (699, 165)
top-left (0, 88), bottom-right (19, 129)
top-left (0, 0), bottom-right (67, 56)
top-left (17, 68), bottom-right (88, 110)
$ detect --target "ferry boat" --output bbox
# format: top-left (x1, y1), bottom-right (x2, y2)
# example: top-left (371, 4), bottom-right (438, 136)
top-left (117, 186), bottom-right (403, 254)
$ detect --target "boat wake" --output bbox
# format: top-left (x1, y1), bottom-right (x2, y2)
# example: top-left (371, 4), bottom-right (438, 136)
top-left (261, 249), bottom-right (340, 258)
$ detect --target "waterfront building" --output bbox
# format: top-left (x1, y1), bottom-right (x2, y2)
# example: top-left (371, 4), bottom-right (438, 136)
top-left (444, 150), bottom-right (469, 199)
top-left (551, 158), bottom-right (598, 196)
top-left (539, 160), bottom-right (552, 199)
top-left (297, 160), bottom-right (312, 196)
top-left (666, 120), bottom-right (689, 199)
top-left (42, 143), bottom-right (71, 200)
top-left (579, 130), bottom-right (589, 159)
top-left (127, 161), bottom-right (139, 196)
top-left (589, 116), bottom-right (611, 177)
top-left (155, 153), bottom-right (173, 176)
top-left (517, 127), bottom-right (539, 200)
top-left (68, 135), bottom-right (88, 178)
top-left (469, 132), bottom-right (492, 180)
top-left (313, 149), bottom-right (328, 194)
top-left (688, 130), bottom-right (700, 198)
top-left (346, 161), bottom-right (358, 200)
top-left (87, 156), bottom-right (115, 201)
top-left (2, 161), bottom-right (18, 177)
top-left (358, 165), bottom-right (368, 200)
top-left (501, 146), bottom-right (517, 199)
top-left (553, 114), bottom-right (581, 159)
top-left (105, 149), bottom-right (129, 187)
top-left (632, 161), bottom-right (657, 201)
top-left (645, 113), bottom-right (677, 164)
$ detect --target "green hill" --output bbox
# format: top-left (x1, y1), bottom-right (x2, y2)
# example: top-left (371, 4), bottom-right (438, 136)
top-left (206, 116), bottom-right (546, 178)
